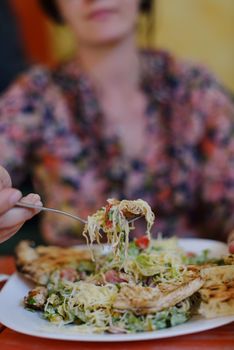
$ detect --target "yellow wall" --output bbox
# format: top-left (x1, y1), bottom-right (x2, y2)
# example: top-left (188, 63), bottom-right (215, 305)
top-left (51, 0), bottom-right (234, 91)
top-left (155, 0), bottom-right (234, 91)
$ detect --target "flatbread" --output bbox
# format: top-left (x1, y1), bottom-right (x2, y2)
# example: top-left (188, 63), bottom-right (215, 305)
top-left (198, 265), bottom-right (234, 318)
top-left (15, 240), bottom-right (92, 285)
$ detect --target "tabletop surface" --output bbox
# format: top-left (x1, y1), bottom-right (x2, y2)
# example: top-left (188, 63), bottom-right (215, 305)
top-left (0, 256), bottom-right (233, 350)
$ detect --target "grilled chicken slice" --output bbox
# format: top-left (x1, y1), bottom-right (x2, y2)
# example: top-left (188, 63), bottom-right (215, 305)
top-left (113, 276), bottom-right (203, 314)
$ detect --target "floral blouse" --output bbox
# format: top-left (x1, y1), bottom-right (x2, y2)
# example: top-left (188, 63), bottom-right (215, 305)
top-left (0, 50), bottom-right (233, 245)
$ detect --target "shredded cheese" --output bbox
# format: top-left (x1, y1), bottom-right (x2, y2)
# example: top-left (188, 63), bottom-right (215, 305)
top-left (82, 198), bottom-right (155, 262)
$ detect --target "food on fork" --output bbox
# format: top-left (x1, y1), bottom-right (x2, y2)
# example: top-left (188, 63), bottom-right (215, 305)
top-left (83, 198), bottom-right (155, 260)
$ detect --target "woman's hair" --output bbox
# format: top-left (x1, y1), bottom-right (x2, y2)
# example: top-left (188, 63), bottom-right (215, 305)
top-left (39, 0), bottom-right (63, 24)
top-left (39, 0), bottom-right (154, 24)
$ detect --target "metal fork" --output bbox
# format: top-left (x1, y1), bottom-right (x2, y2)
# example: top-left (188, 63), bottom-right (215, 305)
top-left (15, 202), bottom-right (141, 225)
top-left (15, 202), bottom-right (87, 224)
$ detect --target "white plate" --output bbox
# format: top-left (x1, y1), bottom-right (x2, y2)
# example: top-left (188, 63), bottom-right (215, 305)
top-left (0, 238), bottom-right (233, 342)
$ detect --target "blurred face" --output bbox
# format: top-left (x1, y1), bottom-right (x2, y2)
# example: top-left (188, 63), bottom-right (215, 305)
top-left (56, 0), bottom-right (140, 46)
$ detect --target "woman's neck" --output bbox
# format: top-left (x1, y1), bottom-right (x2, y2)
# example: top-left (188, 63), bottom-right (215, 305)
top-left (76, 35), bottom-right (140, 96)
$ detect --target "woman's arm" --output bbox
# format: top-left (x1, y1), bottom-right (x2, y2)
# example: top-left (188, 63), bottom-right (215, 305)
top-left (0, 68), bottom-right (49, 242)
top-left (189, 69), bottom-right (234, 253)
top-left (0, 67), bottom-right (49, 184)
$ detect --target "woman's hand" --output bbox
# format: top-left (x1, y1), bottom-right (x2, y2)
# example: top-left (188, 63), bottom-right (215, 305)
top-left (228, 230), bottom-right (234, 254)
top-left (0, 166), bottom-right (42, 243)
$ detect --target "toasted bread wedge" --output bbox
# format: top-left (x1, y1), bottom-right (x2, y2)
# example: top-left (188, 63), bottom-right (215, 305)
top-left (198, 265), bottom-right (234, 318)
top-left (15, 240), bottom-right (92, 285)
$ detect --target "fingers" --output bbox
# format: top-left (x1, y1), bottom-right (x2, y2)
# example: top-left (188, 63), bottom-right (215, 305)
top-left (0, 223), bottom-right (24, 243)
top-left (0, 193), bottom-right (42, 231)
top-left (20, 193), bottom-right (43, 212)
top-left (0, 188), bottom-right (22, 215)
top-left (228, 230), bottom-right (234, 254)
top-left (0, 166), bottom-right (43, 243)
top-left (229, 243), bottom-right (234, 254)
top-left (0, 166), bottom-right (12, 189)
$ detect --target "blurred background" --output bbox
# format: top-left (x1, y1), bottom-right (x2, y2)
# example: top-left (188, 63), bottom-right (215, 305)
top-left (1, 0), bottom-right (233, 95)
top-left (0, 0), bottom-right (233, 254)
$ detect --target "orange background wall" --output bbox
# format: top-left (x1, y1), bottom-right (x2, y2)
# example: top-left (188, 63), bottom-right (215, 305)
top-left (10, 0), bottom-right (55, 66)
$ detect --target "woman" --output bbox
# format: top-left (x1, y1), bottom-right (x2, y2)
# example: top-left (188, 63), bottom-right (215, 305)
top-left (0, 0), bottom-right (233, 251)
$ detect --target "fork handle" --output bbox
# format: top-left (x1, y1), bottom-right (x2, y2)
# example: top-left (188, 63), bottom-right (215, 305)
top-left (15, 202), bottom-right (87, 224)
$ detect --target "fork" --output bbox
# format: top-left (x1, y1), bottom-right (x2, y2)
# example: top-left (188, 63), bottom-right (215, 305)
top-left (15, 202), bottom-right (87, 224)
top-left (15, 202), bottom-right (141, 225)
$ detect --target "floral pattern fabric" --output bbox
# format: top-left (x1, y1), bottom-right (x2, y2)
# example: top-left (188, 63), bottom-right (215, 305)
top-left (0, 50), bottom-right (233, 244)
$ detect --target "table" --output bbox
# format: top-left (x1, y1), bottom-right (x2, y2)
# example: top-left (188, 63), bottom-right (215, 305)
top-left (0, 256), bottom-right (233, 350)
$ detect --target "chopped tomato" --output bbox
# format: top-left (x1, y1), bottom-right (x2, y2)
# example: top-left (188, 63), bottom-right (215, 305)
top-left (105, 203), bottom-right (113, 214)
top-left (105, 204), bottom-right (113, 228)
top-left (186, 251), bottom-right (196, 257)
top-left (135, 235), bottom-right (150, 249)
top-left (106, 221), bottom-right (113, 229)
